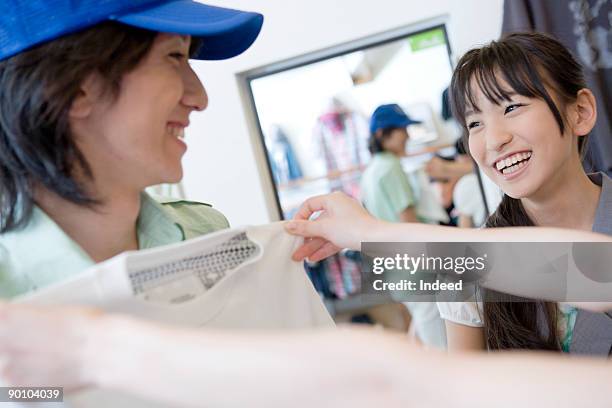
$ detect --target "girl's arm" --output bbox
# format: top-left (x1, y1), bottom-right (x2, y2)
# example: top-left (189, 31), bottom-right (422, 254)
top-left (285, 193), bottom-right (612, 305)
top-left (445, 321), bottom-right (486, 351)
top-left (0, 305), bottom-right (416, 408)
top-left (0, 304), bottom-right (610, 408)
top-left (285, 192), bottom-right (612, 259)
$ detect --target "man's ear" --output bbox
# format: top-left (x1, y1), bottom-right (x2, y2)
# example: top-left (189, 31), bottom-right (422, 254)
top-left (69, 74), bottom-right (103, 119)
top-left (569, 88), bottom-right (597, 137)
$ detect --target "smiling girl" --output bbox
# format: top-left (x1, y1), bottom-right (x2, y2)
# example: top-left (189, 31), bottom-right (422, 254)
top-left (288, 32), bottom-right (612, 354)
top-left (440, 32), bottom-right (610, 353)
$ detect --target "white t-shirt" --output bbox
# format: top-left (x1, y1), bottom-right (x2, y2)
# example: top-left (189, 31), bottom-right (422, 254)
top-left (17, 222), bottom-right (334, 407)
top-left (437, 300), bottom-right (484, 327)
top-left (453, 171), bottom-right (502, 227)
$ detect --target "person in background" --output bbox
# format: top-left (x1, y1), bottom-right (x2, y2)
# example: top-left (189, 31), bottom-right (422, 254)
top-left (361, 103), bottom-right (420, 223)
top-left (361, 103), bottom-right (446, 348)
top-left (424, 140), bottom-right (476, 227)
top-left (424, 140), bottom-right (474, 184)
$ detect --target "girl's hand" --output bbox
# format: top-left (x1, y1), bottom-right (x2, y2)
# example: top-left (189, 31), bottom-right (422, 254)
top-left (0, 303), bottom-right (106, 389)
top-left (285, 192), bottom-right (379, 262)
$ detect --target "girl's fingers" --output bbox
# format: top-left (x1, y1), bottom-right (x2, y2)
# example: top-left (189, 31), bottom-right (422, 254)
top-left (292, 195), bottom-right (329, 221)
top-left (291, 237), bottom-right (328, 261)
top-left (308, 242), bottom-right (341, 262)
top-left (285, 219), bottom-right (323, 238)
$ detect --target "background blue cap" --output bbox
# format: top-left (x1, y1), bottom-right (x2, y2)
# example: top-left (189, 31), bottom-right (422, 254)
top-left (369, 103), bottom-right (421, 134)
top-left (0, 0), bottom-right (264, 61)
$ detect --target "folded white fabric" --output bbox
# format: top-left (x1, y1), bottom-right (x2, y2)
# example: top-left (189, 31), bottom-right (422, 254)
top-left (16, 222), bottom-right (334, 407)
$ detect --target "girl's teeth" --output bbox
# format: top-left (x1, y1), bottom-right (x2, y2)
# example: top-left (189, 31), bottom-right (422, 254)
top-left (501, 160), bottom-right (527, 175)
top-left (496, 152), bottom-right (532, 172)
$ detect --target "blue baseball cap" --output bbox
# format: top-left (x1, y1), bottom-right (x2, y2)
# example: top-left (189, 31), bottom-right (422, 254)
top-left (0, 0), bottom-right (264, 61)
top-left (369, 104), bottom-right (421, 134)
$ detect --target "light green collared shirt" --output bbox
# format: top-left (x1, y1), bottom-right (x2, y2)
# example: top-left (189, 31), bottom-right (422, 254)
top-left (360, 152), bottom-right (417, 223)
top-left (0, 193), bottom-right (229, 298)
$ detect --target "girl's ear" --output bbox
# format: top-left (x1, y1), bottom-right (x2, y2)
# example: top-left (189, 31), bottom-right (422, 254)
top-left (569, 88), bottom-right (597, 137)
top-left (69, 74), bottom-right (104, 119)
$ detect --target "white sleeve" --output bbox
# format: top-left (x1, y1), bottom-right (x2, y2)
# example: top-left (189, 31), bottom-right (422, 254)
top-left (453, 174), bottom-right (486, 226)
top-left (436, 301), bottom-right (484, 327)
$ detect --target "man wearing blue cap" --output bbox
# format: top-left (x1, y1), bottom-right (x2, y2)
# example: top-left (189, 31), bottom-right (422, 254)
top-left (0, 1), bottom-right (263, 297)
top-left (361, 103), bottom-right (421, 224)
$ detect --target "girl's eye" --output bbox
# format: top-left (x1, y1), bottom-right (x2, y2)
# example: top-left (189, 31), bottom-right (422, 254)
top-left (504, 103), bottom-right (524, 114)
top-left (467, 121), bottom-right (481, 130)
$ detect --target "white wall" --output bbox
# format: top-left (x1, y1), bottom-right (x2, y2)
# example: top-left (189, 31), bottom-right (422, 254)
top-left (182, 0), bottom-right (503, 226)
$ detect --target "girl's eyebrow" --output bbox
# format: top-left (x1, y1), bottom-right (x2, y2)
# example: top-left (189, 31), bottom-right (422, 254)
top-left (465, 107), bottom-right (480, 116)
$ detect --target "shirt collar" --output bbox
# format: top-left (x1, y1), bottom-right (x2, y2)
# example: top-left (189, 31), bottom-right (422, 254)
top-left (137, 192), bottom-right (185, 248)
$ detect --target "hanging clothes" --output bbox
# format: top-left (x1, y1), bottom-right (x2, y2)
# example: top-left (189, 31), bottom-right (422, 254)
top-left (502, 0), bottom-right (612, 175)
top-left (311, 104), bottom-right (369, 198)
top-left (340, 250), bottom-right (362, 295)
top-left (303, 252), bottom-right (363, 300)
top-left (265, 125), bottom-right (303, 184)
top-left (312, 105), bottom-right (370, 173)
top-left (325, 254), bottom-right (348, 299)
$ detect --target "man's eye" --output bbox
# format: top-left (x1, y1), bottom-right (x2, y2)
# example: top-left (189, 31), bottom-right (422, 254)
top-left (467, 121), bottom-right (481, 129)
top-left (504, 103), bottom-right (524, 114)
top-left (169, 52), bottom-right (187, 61)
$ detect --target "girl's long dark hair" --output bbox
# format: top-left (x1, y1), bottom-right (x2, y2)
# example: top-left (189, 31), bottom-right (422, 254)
top-left (449, 32), bottom-right (588, 351)
top-left (482, 198), bottom-right (560, 350)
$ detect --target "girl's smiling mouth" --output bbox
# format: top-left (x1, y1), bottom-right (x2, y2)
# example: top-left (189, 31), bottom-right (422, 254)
top-left (493, 150), bottom-right (532, 177)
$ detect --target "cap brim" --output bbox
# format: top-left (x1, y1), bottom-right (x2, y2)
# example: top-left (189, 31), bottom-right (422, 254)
top-left (114, 1), bottom-right (263, 60)
top-left (395, 118), bottom-right (422, 128)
